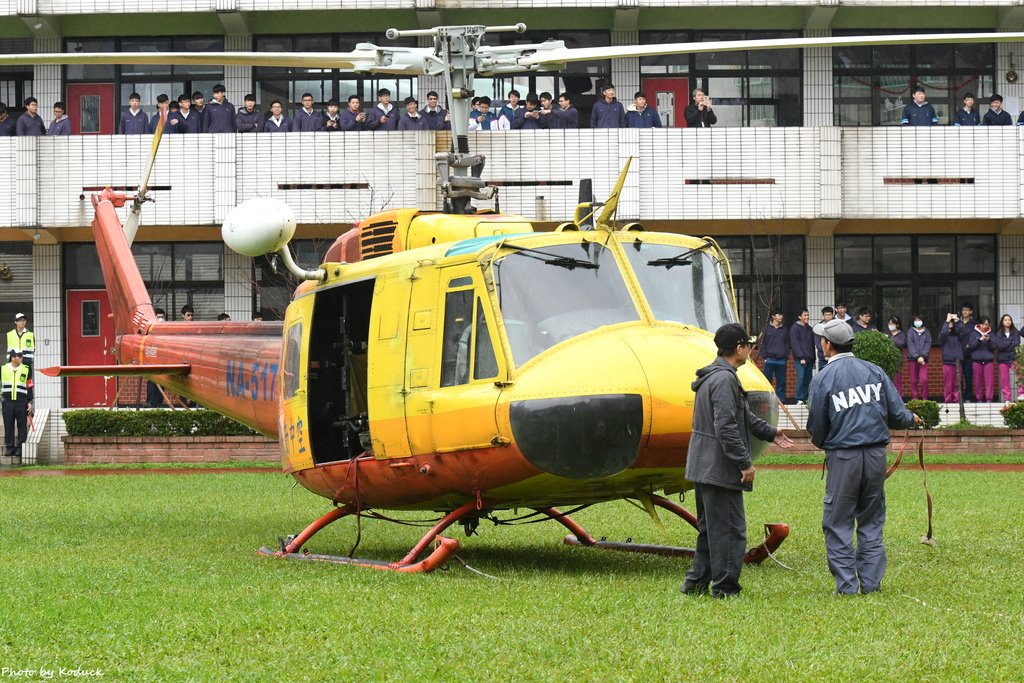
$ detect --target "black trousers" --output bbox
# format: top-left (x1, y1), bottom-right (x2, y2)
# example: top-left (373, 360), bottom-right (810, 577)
top-left (2, 399), bottom-right (28, 455)
top-left (962, 359), bottom-right (975, 401)
top-left (684, 482), bottom-right (747, 597)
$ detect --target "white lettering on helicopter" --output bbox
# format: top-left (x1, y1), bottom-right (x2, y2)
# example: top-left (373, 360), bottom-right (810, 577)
top-left (831, 382), bottom-right (882, 413)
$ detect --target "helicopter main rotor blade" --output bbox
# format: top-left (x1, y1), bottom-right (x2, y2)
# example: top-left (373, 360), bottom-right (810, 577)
top-left (123, 110), bottom-right (167, 246)
top-left (0, 48), bottom-right (441, 74)
top-left (517, 31), bottom-right (1024, 67)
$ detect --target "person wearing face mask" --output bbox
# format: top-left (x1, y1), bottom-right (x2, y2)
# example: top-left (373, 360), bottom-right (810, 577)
top-left (887, 316), bottom-right (907, 397)
top-left (966, 316), bottom-right (996, 402)
top-left (994, 313), bottom-right (1022, 404)
top-left (906, 315), bottom-right (932, 400)
top-left (938, 313), bottom-right (965, 403)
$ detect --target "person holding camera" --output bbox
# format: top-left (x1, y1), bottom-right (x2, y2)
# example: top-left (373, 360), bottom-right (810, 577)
top-left (966, 316), bottom-right (996, 402)
top-left (938, 313), bottom-right (965, 402)
top-left (684, 88), bottom-right (717, 128)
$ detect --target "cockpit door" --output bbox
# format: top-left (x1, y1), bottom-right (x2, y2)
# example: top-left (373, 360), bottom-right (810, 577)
top-left (280, 305), bottom-right (313, 472)
top-left (403, 265), bottom-right (507, 458)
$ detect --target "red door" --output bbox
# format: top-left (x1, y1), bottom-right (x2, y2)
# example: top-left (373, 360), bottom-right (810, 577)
top-left (641, 77), bottom-right (689, 128)
top-left (66, 290), bottom-right (116, 407)
top-left (66, 83), bottom-right (115, 135)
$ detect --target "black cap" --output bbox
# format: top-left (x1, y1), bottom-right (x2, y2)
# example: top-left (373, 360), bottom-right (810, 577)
top-left (714, 323), bottom-right (751, 352)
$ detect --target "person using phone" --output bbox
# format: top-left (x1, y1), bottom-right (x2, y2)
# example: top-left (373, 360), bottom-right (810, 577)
top-left (684, 88), bottom-right (717, 128)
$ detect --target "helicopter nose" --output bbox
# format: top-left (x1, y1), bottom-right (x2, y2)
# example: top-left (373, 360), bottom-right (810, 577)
top-left (509, 394), bottom-right (644, 480)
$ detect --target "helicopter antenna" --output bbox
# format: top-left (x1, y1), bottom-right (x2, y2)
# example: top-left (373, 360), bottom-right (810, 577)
top-left (386, 23), bottom-right (526, 215)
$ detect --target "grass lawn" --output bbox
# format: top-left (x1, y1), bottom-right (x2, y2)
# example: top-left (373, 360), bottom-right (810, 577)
top-left (1, 469), bottom-right (1021, 682)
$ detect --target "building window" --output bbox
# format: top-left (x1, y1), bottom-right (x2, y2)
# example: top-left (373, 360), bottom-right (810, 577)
top-left (640, 31), bottom-right (802, 127)
top-left (715, 236), bottom-right (805, 334)
top-left (65, 36), bottom-right (225, 121)
top-left (254, 34), bottom-right (416, 117)
top-left (64, 242), bottom-right (225, 321)
top-left (833, 34), bottom-right (995, 126)
top-left (0, 39), bottom-right (33, 114)
top-left (478, 30), bottom-right (611, 127)
top-left (834, 235), bottom-right (996, 337)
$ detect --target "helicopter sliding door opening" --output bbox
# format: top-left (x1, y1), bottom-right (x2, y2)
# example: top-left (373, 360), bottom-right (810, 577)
top-left (307, 278), bottom-right (375, 464)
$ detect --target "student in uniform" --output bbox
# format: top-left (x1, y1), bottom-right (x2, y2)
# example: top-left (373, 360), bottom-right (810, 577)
top-left (906, 315), bottom-right (932, 400)
top-left (16, 97), bottom-right (46, 136)
top-left (206, 85), bottom-right (236, 133)
top-left (887, 316), bottom-right (907, 397)
top-left (421, 91), bottom-right (450, 131)
top-left (995, 314), bottom-right (1022, 403)
top-left (789, 309), bottom-right (815, 405)
top-left (0, 103), bottom-right (16, 136)
top-left (263, 101), bottom-right (292, 133)
top-left (938, 313), bottom-right (965, 402)
top-left (120, 92), bottom-right (149, 134)
top-left (397, 97), bottom-right (426, 131)
top-left (367, 88), bottom-right (399, 131)
top-left (235, 94), bottom-right (262, 133)
top-left (339, 95), bottom-right (368, 131)
top-left (149, 94), bottom-right (170, 133)
top-left (191, 90), bottom-right (209, 133)
top-left (293, 92), bottom-right (324, 132)
top-left (757, 309), bottom-right (789, 403)
top-left (815, 306), bottom-right (835, 370)
top-left (966, 315), bottom-right (996, 402)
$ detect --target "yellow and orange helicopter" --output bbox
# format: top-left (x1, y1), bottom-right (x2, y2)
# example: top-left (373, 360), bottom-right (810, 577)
top-left (8, 26), bottom-right (1021, 572)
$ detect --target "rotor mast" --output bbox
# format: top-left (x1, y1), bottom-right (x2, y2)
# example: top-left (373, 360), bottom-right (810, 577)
top-left (387, 23), bottom-right (526, 215)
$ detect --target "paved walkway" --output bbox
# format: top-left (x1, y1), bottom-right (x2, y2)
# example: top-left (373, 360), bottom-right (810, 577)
top-left (0, 466), bottom-right (279, 477)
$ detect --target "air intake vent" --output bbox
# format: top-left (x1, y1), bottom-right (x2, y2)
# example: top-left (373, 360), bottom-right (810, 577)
top-left (360, 220), bottom-right (398, 260)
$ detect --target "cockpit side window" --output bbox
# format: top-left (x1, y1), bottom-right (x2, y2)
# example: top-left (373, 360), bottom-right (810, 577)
top-left (441, 288), bottom-right (474, 387)
top-left (473, 298), bottom-right (498, 381)
top-left (283, 322), bottom-right (303, 397)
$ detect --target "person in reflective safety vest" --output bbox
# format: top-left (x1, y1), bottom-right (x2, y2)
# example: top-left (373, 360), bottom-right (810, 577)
top-left (2, 349), bottom-right (33, 459)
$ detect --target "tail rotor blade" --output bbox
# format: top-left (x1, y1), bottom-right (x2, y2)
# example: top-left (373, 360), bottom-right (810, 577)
top-left (124, 110), bottom-right (167, 245)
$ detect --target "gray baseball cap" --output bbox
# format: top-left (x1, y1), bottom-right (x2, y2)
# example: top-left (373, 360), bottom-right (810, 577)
top-left (813, 318), bottom-right (854, 345)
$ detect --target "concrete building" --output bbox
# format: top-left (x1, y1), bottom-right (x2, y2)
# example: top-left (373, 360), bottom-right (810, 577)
top-left (2, 1), bottom-right (1024, 459)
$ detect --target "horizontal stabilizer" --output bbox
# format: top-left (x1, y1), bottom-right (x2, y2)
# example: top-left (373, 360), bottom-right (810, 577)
top-left (40, 364), bottom-right (191, 378)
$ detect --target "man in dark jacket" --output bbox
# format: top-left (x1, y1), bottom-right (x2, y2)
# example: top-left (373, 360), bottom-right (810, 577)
top-left (16, 97), bottom-right (46, 136)
top-left (815, 306), bottom-right (835, 370)
top-left (626, 92), bottom-right (662, 129)
top-left (293, 92), bottom-right (324, 132)
top-left (0, 103), bottom-right (16, 136)
top-left (421, 91), bottom-right (450, 131)
top-left (790, 309), bottom-right (816, 404)
top-left (901, 85), bottom-right (938, 125)
top-left (682, 323), bottom-right (793, 598)
top-left (808, 319), bottom-right (921, 595)
top-left (591, 84), bottom-right (626, 128)
top-left (684, 88), bottom-right (717, 128)
top-left (340, 95), bottom-right (368, 131)
top-left (235, 94), bottom-right (262, 133)
top-left (120, 93), bottom-right (149, 134)
top-left (757, 309), bottom-right (789, 402)
top-left (206, 85), bottom-right (236, 133)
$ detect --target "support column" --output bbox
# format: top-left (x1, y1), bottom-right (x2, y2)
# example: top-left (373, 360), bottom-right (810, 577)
top-left (611, 31), bottom-right (640, 102)
top-left (33, 37), bottom-right (61, 111)
top-left (997, 34), bottom-right (1024, 108)
top-left (32, 242), bottom-right (61, 462)
top-left (223, 246), bottom-right (253, 321)
top-left (417, 36), bottom-right (445, 105)
top-left (805, 235), bottom-right (835, 321)
top-left (802, 29), bottom-right (833, 127)
top-left (224, 34), bottom-right (252, 102)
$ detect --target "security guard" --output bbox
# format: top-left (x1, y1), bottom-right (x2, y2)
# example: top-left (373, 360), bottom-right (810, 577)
top-left (682, 323), bottom-right (793, 598)
top-left (807, 319), bottom-right (922, 595)
top-left (2, 349), bottom-right (33, 460)
top-left (6, 312), bottom-right (34, 372)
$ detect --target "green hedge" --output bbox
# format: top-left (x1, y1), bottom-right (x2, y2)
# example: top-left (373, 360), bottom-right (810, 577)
top-left (852, 330), bottom-right (901, 377)
top-left (1002, 402), bottom-right (1024, 429)
top-left (905, 399), bottom-right (940, 429)
top-left (64, 409), bottom-right (260, 437)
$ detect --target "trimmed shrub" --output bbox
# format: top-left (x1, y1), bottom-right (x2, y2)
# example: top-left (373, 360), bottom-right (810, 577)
top-left (64, 409), bottom-right (260, 437)
top-left (1001, 402), bottom-right (1024, 429)
top-left (905, 399), bottom-right (940, 429)
top-left (852, 330), bottom-right (902, 378)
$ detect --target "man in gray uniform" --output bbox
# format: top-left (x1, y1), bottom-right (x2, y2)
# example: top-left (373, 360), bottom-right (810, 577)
top-left (807, 319), bottom-right (922, 595)
top-left (682, 323), bottom-right (794, 598)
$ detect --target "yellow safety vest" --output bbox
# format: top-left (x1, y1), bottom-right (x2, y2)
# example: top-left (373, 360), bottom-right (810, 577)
top-left (1, 362), bottom-right (30, 401)
top-left (6, 328), bottom-right (34, 363)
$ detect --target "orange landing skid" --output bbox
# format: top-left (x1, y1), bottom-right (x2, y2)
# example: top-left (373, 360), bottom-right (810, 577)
top-left (40, 363), bottom-right (191, 377)
top-left (257, 501), bottom-right (480, 574)
top-left (551, 494), bottom-right (790, 565)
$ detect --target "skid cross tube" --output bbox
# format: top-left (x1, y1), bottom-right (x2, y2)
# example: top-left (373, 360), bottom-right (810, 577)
top-left (545, 494), bottom-right (789, 565)
top-left (258, 500), bottom-right (487, 573)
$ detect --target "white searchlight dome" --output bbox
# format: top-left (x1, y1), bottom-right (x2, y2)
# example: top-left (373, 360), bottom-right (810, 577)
top-left (222, 198), bottom-right (297, 257)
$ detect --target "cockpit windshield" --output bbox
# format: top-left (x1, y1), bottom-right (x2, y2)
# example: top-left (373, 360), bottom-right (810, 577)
top-left (623, 240), bottom-right (737, 330)
top-left (495, 241), bottom-right (640, 367)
